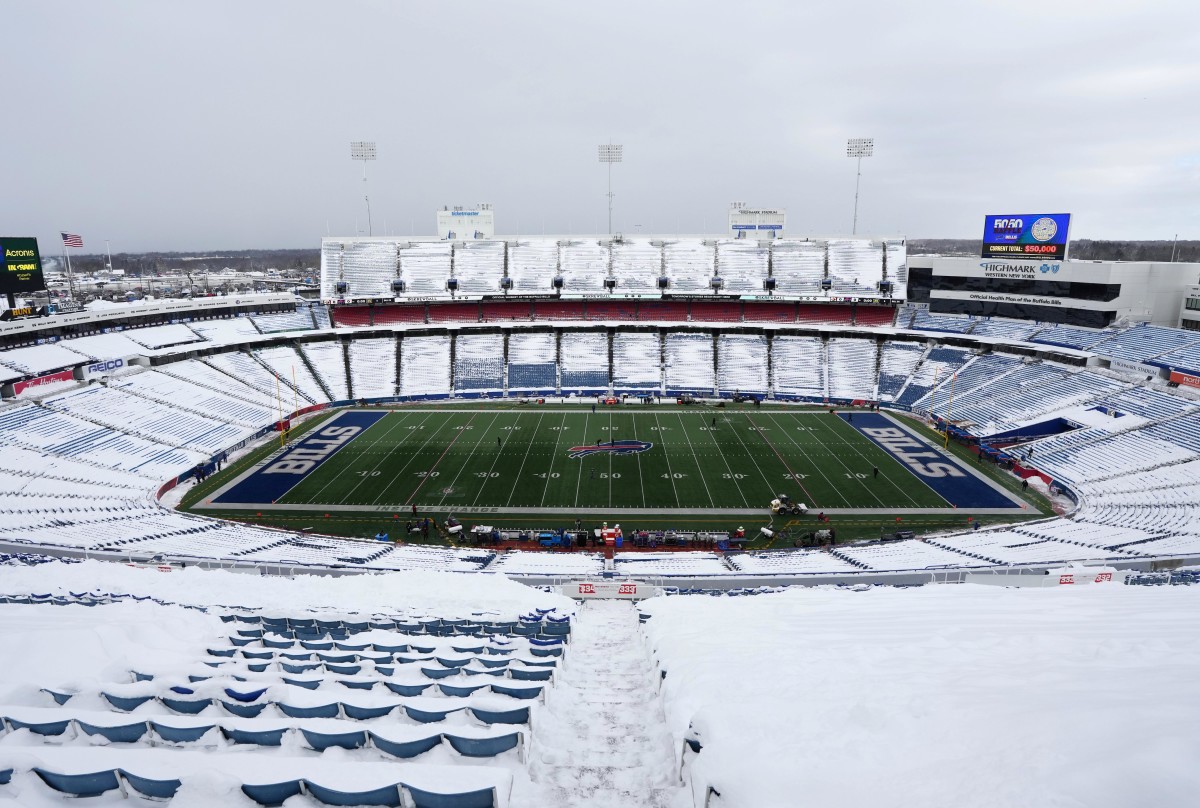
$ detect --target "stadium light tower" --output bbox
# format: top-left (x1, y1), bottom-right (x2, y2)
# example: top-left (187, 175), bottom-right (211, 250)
top-left (846, 137), bottom-right (874, 235)
top-left (598, 142), bottom-right (623, 235)
top-left (350, 141), bottom-right (377, 236)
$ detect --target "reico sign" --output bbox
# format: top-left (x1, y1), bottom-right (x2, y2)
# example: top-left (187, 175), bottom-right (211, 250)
top-left (82, 357), bottom-right (129, 378)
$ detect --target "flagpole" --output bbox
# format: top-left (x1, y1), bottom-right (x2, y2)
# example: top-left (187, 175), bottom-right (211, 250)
top-left (62, 238), bottom-right (77, 303)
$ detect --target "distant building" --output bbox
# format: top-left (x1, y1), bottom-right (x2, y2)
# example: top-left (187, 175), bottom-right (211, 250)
top-left (907, 257), bottom-right (1200, 328)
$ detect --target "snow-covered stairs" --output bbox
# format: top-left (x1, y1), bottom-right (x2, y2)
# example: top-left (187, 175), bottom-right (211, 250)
top-left (529, 599), bottom-right (688, 808)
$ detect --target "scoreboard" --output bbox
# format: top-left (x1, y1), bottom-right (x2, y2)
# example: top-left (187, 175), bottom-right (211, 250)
top-left (981, 214), bottom-right (1071, 260)
top-left (1, 236), bottom-right (45, 294)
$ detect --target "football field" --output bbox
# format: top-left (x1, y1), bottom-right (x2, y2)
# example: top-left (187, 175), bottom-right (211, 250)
top-left (206, 407), bottom-right (1024, 514)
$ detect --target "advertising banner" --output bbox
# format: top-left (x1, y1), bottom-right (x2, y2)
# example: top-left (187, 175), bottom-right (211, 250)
top-left (981, 214), bottom-right (1071, 260)
top-left (0, 237), bottom-right (45, 294)
top-left (1170, 370), bottom-right (1200, 389)
top-left (12, 369), bottom-right (75, 395)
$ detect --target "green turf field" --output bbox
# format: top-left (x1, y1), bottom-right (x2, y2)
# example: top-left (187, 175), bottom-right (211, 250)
top-left (255, 408), bottom-right (952, 511)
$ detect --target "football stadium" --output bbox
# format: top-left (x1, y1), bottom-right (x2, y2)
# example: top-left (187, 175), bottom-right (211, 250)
top-left (2, 230), bottom-right (1200, 806)
top-left (3, 3), bottom-right (1199, 805)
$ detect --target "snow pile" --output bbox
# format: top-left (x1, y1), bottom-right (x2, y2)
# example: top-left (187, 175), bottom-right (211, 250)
top-left (642, 584), bottom-right (1200, 808)
top-left (0, 560), bottom-right (570, 619)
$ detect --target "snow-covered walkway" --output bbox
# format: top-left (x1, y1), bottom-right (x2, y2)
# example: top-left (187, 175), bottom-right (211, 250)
top-left (528, 599), bottom-right (688, 808)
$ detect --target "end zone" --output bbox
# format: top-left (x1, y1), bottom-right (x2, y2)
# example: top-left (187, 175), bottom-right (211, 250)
top-left (210, 410), bottom-right (389, 505)
top-left (838, 412), bottom-right (1024, 509)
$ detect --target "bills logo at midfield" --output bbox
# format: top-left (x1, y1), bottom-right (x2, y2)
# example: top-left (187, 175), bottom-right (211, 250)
top-left (568, 439), bottom-right (653, 459)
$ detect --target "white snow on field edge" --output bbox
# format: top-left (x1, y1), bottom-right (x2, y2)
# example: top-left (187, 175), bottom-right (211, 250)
top-left (641, 584), bottom-right (1200, 808)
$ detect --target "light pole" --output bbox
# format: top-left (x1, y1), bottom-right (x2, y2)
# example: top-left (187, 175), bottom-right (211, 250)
top-left (846, 137), bottom-right (874, 235)
top-left (598, 143), bottom-right (623, 234)
top-left (350, 141), bottom-right (377, 236)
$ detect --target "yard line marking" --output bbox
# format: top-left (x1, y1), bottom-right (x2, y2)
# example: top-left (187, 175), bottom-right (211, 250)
top-left (772, 412), bottom-right (884, 507)
top-left (369, 411), bottom-right (462, 504)
top-left (572, 412), bottom-right (591, 509)
top-left (734, 411), bottom-right (814, 506)
top-left (630, 413), bottom-right (647, 508)
top-left (471, 412), bottom-right (521, 506)
top-left (438, 411), bottom-right (503, 507)
top-left (693, 412), bottom-right (751, 507)
top-left (652, 412), bottom-right (681, 505)
top-left (755, 411), bottom-right (840, 506)
top-left (504, 412), bottom-right (545, 504)
top-left (404, 411), bottom-right (480, 505)
top-left (675, 412), bottom-right (715, 505)
top-left (539, 411), bottom-right (570, 507)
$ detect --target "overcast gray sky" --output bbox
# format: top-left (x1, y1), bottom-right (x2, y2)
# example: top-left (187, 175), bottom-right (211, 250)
top-left (3, 0), bottom-right (1198, 252)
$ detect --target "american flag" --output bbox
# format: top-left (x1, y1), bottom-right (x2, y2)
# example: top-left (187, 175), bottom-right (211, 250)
top-left (61, 232), bottom-right (83, 248)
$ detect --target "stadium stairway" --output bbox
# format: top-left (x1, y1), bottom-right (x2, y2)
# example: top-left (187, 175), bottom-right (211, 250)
top-left (529, 599), bottom-right (686, 808)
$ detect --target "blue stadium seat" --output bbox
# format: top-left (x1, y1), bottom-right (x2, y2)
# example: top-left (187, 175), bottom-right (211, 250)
top-left (369, 731), bottom-right (443, 758)
top-left (278, 702), bottom-right (340, 719)
top-left (225, 686), bottom-right (268, 702)
top-left (444, 731), bottom-right (521, 757)
top-left (222, 700), bottom-right (268, 718)
top-left (151, 721), bottom-right (215, 743)
top-left (490, 683), bottom-right (542, 700)
top-left (373, 642), bottom-right (409, 653)
top-left (385, 682), bottom-right (432, 697)
top-left (405, 705), bottom-right (463, 723)
top-left (420, 666), bottom-right (459, 680)
top-left (77, 720), bottom-right (149, 743)
top-left (33, 768), bottom-right (121, 797)
top-left (282, 677), bottom-right (322, 690)
top-left (470, 706), bottom-right (530, 725)
top-left (438, 683), bottom-right (489, 697)
top-left (119, 769), bottom-right (182, 800)
top-left (162, 697), bottom-right (212, 714)
top-left (221, 726), bottom-right (288, 746)
top-left (304, 780), bottom-right (402, 807)
top-left (405, 784), bottom-right (497, 808)
top-left (510, 667), bottom-right (553, 681)
top-left (339, 679), bottom-right (376, 690)
top-left (7, 717), bottom-right (72, 736)
top-left (301, 728), bottom-right (367, 751)
top-left (102, 692), bottom-right (154, 711)
top-left (342, 702), bottom-right (397, 720)
top-left (242, 779), bottom-right (304, 805)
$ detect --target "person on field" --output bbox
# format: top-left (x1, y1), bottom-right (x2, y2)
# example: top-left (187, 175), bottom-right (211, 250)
top-left (873, 466), bottom-right (879, 478)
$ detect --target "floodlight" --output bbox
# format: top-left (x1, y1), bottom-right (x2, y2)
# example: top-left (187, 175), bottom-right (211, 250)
top-left (846, 137), bottom-right (874, 157)
top-left (351, 141), bottom-right (377, 235)
top-left (598, 143), bottom-right (623, 234)
top-left (846, 137), bottom-right (874, 234)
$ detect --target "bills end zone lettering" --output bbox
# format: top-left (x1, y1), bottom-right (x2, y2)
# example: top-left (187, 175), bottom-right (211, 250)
top-left (568, 439), bottom-right (653, 459)
top-left (839, 412), bottom-right (1020, 509)
top-left (212, 410), bottom-right (388, 504)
